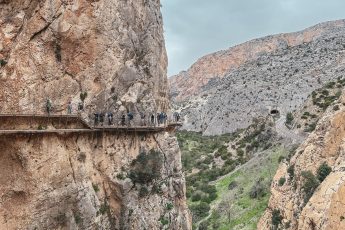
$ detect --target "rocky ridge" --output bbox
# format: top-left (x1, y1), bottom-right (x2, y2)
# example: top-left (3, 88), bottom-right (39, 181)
top-left (170, 19), bottom-right (345, 135)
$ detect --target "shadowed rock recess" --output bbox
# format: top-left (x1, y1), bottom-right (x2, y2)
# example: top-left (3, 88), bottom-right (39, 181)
top-left (0, 0), bottom-right (191, 229)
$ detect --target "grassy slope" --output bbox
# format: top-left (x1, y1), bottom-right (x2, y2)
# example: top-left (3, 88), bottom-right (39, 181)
top-left (211, 146), bottom-right (288, 230)
top-left (177, 130), bottom-right (291, 229)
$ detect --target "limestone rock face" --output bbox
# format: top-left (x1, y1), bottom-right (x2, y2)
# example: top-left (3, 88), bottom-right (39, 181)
top-left (0, 0), bottom-right (191, 229)
top-left (0, 131), bottom-right (191, 229)
top-left (170, 20), bottom-right (345, 135)
top-left (258, 90), bottom-right (345, 230)
top-left (0, 0), bottom-right (169, 115)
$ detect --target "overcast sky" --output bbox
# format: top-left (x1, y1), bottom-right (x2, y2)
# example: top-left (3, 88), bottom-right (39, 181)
top-left (161, 0), bottom-right (345, 76)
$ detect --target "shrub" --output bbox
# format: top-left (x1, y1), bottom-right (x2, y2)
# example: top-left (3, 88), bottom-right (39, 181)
top-left (190, 202), bottom-right (210, 222)
top-left (199, 220), bottom-right (210, 230)
top-left (139, 186), bottom-right (149, 198)
top-left (278, 177), bottom-right (286, 186)
top-left (80, 92), bottom-right (88, 102)
top-left (228, 181), bottom-right (238, 190)
top-left (159, 216), bottom-right (169, 225)
top-left (317, 162), bottom-right (332, 182)
top-left (99, 202), bottom-right (109, 215)
top-left (249, 179), bottom-right (266, 199)
top-left (286, 112), bottom-right (294, 125)
top-left (278, 156), bottom-right (285, 163)
top-left (166, 203), bottom-right (173, 211)
top-left (333, 105), bottom-right (340, 111)
top-left (0, 59), bottom-right (7, 67)
top-left (74, 212), bottom-right (82, 224)
top-left (271, 209), bottom-right (283, 229)
top-left (129, 150), bottom-right (163, 184)
top-left (301, 171), bottom-right (319, 203)
top-left (287, 165), bottom-right (295, 180)
top-left (92, 183), bottom-right (100, 192)
top-left (77, 153), bottom-right (86, 162)
top-left (191, 190), bottom-right (204, 202)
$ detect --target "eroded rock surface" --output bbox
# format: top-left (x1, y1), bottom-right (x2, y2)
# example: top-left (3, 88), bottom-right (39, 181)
top-left (170, 20), bottom-right (345, 135)
top-left (0, 0), bottom-right (191, 229)
top-left (258, 91), bottom-right (345, 230)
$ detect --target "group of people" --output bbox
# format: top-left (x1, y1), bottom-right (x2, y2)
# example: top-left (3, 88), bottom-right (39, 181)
top-left (94, 111), bottom-right (170, 127)
top-left (46, 99), bottom-right (84, 115)
top-left (45, 99), bottom-right (181, 127)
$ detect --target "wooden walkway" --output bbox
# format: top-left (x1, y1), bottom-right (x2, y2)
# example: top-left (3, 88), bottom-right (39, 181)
top-left (0, 114), bottom-right (182, 135)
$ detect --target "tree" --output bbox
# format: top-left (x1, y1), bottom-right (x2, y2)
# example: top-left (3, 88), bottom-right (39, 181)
top-left (286, 112), bottom-right (294, 126)
top-left (271, 209), bottom-right (283, 229)
top-left (317, 162), bottom-right (332, 182)
top-left (80, 92), bottom-right (88, 103)
top-left (301, 171), bottom-right (319, 203)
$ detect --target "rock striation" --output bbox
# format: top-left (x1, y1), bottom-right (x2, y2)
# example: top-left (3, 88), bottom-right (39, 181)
top-left (170, 20), bottom-right (345, 135)
top-left (0, 0), bottom-right (191, 229)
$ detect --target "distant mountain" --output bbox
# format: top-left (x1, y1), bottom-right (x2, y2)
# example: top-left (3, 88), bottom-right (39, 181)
top-left (169, 19), bottom-right (345, 135)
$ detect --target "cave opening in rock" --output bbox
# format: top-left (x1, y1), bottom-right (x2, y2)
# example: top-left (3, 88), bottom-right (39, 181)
top-left (270, 109), bottom-right (280, 115)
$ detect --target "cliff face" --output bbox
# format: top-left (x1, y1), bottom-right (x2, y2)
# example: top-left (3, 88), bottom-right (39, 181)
top-left (0, 0), bottom-right (191, 229)
top-left (1, 0), bottom-right (169, 114)
top-left (258, 90), bottom-right (345, 230)
top-left (170, 20), bottom-right (345, 135)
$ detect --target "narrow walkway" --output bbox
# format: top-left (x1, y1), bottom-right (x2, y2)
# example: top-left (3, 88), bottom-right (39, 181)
top-left (0, 114), bottom-right (182, 135)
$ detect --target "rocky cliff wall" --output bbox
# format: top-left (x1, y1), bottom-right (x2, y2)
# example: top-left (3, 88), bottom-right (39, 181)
top-left (0, 132), bottom-right (191, 229)
top-left (258, 90), bottom-right (345, 230)
top-left (0, 0), bottom-right (169, 115)
top-left (0, 0), bottom-right (191, 229)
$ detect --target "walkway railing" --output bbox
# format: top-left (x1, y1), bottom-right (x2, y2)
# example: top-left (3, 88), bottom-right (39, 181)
top-left (0, 113), bottom-right (182, 135)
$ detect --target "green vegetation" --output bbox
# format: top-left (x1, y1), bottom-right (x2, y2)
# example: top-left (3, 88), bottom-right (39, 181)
top-left (189, 202), bottom-right (211, 222)
top-left (74, 212), bottom-right (82, 224)
top-left (286, 112), bottom-right (294, 126)
top-left (129, 150), bottom-right (162, 184)
top-left (139, 186), bottom-right (149, 198)
top-left (80, 92), bottom-right (88, 102)
top-left (271, 209), bottom-right (283, 229)
top-left (92, 183), bottom-right (100, 192)
top-left (312, 81), bottom-right (342, 111)
top-left (317, 162), bottom-right (332, 182)
top-left (204, 147), bottom-right (289, 230)
top-left (166, 203), bottom-right (173, 211)
top-left (99, 202), bottom-right (110, 215)
top-left (278, 177), bottom-right (286, 186)
top-left (0, 59), bottom-right (7, 67)
top-left (249, 179), bottom-right (267, 199)
top-left (178, 117), bottom-right (283, 229)
top-left (159, 216), bottom-right (169, 226)
top-left (287, 165), bottom-right (295, 180)
top-left (301, 171), bottom-right (319, 203)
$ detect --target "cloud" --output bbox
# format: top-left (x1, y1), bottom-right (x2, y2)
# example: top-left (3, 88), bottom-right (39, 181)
top-left (161, 0), bottom-right (345, 76)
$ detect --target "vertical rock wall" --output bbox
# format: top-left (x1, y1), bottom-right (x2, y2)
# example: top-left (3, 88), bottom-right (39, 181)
top-left (0, 0), bottom-right (191, 229)
top-left (0, 0), bottom-right (169, 115)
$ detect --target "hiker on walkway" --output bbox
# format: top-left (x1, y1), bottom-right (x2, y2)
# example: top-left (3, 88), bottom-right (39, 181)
top-left (107, 112), bottom-right (113, 125)
top-left (94, 113), bottom-right (99, 125)
top-left (99, 113), bottom-right (104, 126)
top-left (157, 113), bottom-right (161, 125)
top-left (127, 112), bottom-right (134, 126)
top-left (67, 102), bottom-right (72, 114)
top-left (140, 112), bottom-right (146, 126)
top-left (121, 114), bottom-right (126, 126)
top-left (46, 98), bottom-right (52, 115)
top-left (151, 114), bottom-right (155, 126)
top-left (173, 112), bottom-right (180, 122)
top-left (78, 102), bottom-right (83, 111)
top-left (163, 112), bottom-right (168, 125)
